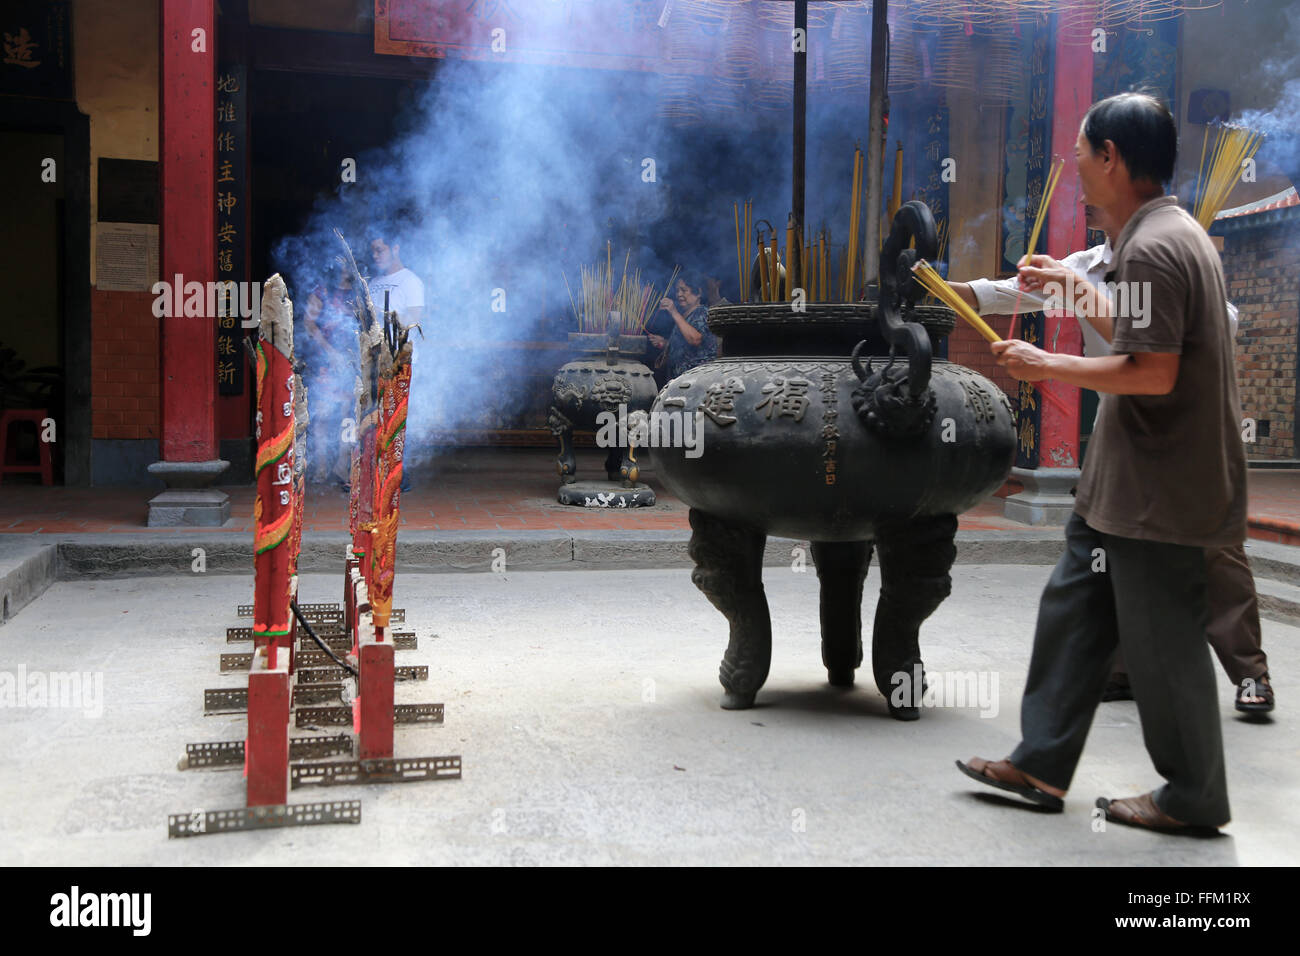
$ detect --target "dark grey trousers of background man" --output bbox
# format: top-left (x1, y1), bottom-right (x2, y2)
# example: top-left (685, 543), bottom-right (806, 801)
top-left (1009, 512), bottom-right (1230, 827)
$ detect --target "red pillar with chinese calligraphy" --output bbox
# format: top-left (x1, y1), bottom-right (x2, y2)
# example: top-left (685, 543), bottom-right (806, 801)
top-left (148, 0), bottom-right (230, 526)
top-left (159, 0), bottom-right (216, 459)
top-left (1002, 16), bottom-right (1092, 525)
top-left (1038, 21), bottom-right (1093, 469)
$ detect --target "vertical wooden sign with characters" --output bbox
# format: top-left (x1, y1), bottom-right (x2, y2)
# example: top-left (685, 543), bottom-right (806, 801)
top-left (215, 63), bottom-right (247, 395)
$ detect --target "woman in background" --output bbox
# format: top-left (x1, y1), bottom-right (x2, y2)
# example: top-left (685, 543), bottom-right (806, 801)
top-left (647, 272), bottom-right (718, 380)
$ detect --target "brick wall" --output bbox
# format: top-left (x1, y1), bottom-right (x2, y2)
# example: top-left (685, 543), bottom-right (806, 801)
top-left (1223, 220), bottom-right (1300, 460)
top-left (946, 320), bottom-right (1019, 408)
top-left (91, 289), bottom-right (159, 440)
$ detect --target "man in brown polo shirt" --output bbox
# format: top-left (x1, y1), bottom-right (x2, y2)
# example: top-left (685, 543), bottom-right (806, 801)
top-left (957, 92), bottom-right (1243, 833)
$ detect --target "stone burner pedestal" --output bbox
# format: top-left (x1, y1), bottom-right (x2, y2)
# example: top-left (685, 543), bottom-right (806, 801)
top-left (557, 478), bottom-right (655, 509)
top-left (146, 459), bottom-right (231, 527)
top-left (1001, 466), bottom-right (1079, 526)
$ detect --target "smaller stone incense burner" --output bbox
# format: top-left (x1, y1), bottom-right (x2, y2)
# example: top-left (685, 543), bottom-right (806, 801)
top-left (549, 317), bottom-right (659, 507)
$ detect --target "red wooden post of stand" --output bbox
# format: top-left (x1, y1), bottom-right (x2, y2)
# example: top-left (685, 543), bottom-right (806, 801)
top-left (359, 639), bottom-right (395, 759)
top-left (247, 653), bottom-right (290, 805)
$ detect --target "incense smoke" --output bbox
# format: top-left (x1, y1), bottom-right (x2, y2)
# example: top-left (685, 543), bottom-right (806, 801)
top-left (1235, 2), bottom-right (1300, 187)
top-left (268, 5), bottom-right (879, 474)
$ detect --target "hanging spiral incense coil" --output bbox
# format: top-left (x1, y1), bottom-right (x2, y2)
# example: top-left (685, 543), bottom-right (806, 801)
top-left (751, 17), bottom-right (793, 111)
top-left (716, 1), bottom-right (760, 83)
top-left (825, 2), bottom-right (871, 91)
top-left (657, 4), bottom-right (707, 128)
top-left (935, 27), bottom-right (978, 93)
top-left (1125, 0), bottom-right (1222, 28)
top-left (888, 18), bottom-right (922, 92)
top-left (665, 4), bottom-right (708, 61)
top-left (978, 31), bottom-right (1023, 104)
top-left (756, 0), bottom-right (831, 29)
top-left (677, 0), bottom-right (728, 29)
top-left (657, 73), bottom-right (703, 127)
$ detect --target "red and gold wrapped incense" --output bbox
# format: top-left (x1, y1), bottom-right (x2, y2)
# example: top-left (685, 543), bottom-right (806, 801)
top-left (288, 370), bottom-right (308, 580)
top-left (369, 340), bottom-right (412, 632)
top-left (339, 233), bottom-right (384, 588)
top-left (252, 275), bottom-right (296, 665)
top-left (349, 372), bottom-right (379, 584)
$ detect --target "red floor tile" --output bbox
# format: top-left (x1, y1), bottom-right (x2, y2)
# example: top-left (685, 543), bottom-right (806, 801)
top-left (3, 452), bottom-right (1298, 545)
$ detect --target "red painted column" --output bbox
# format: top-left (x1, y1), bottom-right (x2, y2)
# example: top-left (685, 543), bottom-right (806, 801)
top-left (1039, 19), bottom-right (1094, 468)
top-left (159, 1), bottom-right (217, 462)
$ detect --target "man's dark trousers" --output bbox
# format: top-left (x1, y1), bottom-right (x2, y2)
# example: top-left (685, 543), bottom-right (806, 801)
top-left (1010, 512), bottom-right (1231, 827)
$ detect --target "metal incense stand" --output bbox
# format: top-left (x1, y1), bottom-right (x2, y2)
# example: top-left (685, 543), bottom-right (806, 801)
top-left (169, 275), bottom-right (461, 839)
top-left (788, 0), bottom-right (886, 292)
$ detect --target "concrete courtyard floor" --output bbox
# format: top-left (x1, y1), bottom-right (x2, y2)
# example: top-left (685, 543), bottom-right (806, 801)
top-left (1, 565), bottom-right (1296, 866)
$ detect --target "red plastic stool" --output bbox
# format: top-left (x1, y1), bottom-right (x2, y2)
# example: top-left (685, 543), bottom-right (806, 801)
top-left (0, 409), bottom-right (54, 485)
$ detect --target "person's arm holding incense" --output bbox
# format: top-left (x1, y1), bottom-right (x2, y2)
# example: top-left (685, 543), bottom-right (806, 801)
top-left (1016, 254), bottom-right (1114, 343)
top-left (949, 248), bottom-right (1114, 342)
top-left (660, 295), bottom-right (703, 346)
top-left (994, 256), bottom-right (1184, 396)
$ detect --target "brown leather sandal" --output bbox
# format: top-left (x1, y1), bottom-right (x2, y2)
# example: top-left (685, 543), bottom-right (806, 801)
top-left (1096, 792), bottom-right (1223, 836)
top-left (956, 757), bottom-right (1065, 811)
top-left (1235, 675), bottom-right (1274, 715)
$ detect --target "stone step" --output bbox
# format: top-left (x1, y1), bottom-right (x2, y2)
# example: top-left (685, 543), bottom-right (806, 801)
top-left (1245, 538), bottom-right (1300, 587)
top-left (1255, 575), bottom-right (1300, 627)
top-left (0, 541), bottom-right (55, 626)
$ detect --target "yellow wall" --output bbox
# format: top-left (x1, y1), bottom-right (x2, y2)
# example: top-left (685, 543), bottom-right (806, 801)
top-left (74, 0), bottom-right (159, 284)
top-left (945, 87), bottom-right (1006, 283)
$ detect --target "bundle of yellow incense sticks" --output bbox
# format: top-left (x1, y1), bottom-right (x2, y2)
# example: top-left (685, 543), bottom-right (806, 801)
top-left (911, 259), bottom-right (1002, 343)
top-left (786, 218), bottom-right (797, 296)
top-left (818, 233), bottom-right (828, 301)
top-left (1023, 156), bottom-right (1065, 266)
top-left (804, 232), bottom-right (812, 301)
top-left (744, 200), bottom-right (752, 303)
top-left (733, 201), bottom-right (744, 304)
top-left (1193, 124), bottom-right (1263, 230)
top-left (767, 231), bottom-right (779, 302)
top-left (844, 145), bottom-right (864, 299)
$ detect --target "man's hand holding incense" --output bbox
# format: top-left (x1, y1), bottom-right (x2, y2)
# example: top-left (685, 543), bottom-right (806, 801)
top-left (1017, 254), bottom-right (1114, 341)
top-left (1016, 253), bottom-right (1073, 294)
top-left (992, 339), bottom-right (1053, 382)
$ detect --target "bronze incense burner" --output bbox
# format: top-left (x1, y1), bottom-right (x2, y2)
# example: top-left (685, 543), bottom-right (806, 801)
top-left (650, 202), bottom-right (1016, 717)
top-left (549, 324), bottom-right (659, 506)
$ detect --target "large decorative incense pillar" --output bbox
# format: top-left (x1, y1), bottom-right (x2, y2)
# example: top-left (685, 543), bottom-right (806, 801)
top-left (147, 0), bottom-right (230, 526)
top-left (251, 276), bottom-right (296, 661)
top-left (1002, 17), bottom-right (1091, 525)
top-left (370, 341), bottom-right (411, 638)
top-left (287, 368), bottom-right (308, 670)
top-left (350, 283), bottom-right (383, 586)
top-left (247, 275), bottom-right (295, 806)
top-left (359, 340), bottom-right (408, 759)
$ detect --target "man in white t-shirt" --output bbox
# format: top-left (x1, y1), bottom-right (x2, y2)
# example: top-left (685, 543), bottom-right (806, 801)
top-left (367, 232), bottom-right (425, 491)
top-left (948, 206), bottom-right (1270, 716)
top-left (367, 233), bottom-right (425, 336)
